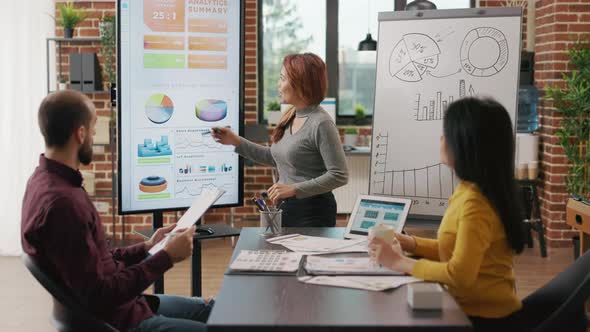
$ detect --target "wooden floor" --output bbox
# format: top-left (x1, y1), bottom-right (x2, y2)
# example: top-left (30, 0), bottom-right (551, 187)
top-left (0, 236), bottom-right (574, 332)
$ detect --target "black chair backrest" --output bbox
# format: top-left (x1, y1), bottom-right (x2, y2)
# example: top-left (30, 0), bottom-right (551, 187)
top-left (21, 253), bottom-right (119, 332)
top-left (521, 249), bottom-right (590, 332)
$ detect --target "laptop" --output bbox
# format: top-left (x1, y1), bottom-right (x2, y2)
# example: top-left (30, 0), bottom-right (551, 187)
top-left (344, 195), bottom-right (412, 239)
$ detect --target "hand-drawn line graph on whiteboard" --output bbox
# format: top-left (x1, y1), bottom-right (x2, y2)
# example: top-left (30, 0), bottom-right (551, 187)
top-left (414, 79), bottom-right (475, 121)
top-left (460, 27), bottom-right (509, 77)
top-left (371, 132), bottom-right (457, 214)
top-left (389, 33), bottom-right (441, 82)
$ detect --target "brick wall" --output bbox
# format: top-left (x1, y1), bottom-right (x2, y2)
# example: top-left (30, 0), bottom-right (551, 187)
top-left (54, 1), bottom-right (118, 235)
top-left (533, 0), bottom-right (590, 248)
top-left (481, 0), bottom-right (590, 248)
top-left (479, 0), bottom-right (530, 50)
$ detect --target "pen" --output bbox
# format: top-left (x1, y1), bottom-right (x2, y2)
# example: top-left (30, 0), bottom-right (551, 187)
top-left (203, 125), bottom-right (231, 135)
top-left (252, 197), bottom-right (264, 211)
top-left (257, 198), bottom-right (270, 212)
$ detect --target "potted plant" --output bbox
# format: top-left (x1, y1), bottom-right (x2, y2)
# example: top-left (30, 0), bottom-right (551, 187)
top-left (55, 2), bottom-right (87, 38)
top-left (99, 15), bottom-right (115, 38)
top-left (100, 15), bottom-right (117, 104)
top-left (343, 127), bottom-right (359, 146)
top-left (266, 100), bottom-right (282, 125)
top-left (355, 103), bottom-right (367, 125)
top-left (58, 77), bottom-right (67, 91)
top-left (546, 38), bottom-right (590, 254)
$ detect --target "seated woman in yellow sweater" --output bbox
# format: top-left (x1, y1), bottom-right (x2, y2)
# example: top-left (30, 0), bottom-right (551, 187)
top-left (369, 97), bottom-right (526, 332)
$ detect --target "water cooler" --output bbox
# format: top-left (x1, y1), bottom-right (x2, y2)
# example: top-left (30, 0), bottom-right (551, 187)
top-left (517, 51), bottom-right (539, 133)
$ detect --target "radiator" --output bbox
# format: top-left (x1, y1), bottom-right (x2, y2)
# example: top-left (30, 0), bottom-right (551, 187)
top-left (334, 154), bottom-right (370, 214)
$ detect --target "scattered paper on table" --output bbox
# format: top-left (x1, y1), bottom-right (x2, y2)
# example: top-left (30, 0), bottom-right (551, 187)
top-left (229, 250), bottom-right (303, 272)
top-left (298, 275), bottom-right (421, 292)
top-left (266, 234), bottom-right (367, 254)
top-left (305, 256), bottom-right (403, 275)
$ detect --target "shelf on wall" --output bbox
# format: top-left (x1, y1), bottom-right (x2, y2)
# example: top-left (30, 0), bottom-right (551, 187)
top-left (49, 89), bottom-right (110, 95)
top-left (47, 37), bottom-right (102, 42)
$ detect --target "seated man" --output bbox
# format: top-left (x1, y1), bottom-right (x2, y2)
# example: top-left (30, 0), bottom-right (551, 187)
top-left (21, 90), bottom-right (212, 332)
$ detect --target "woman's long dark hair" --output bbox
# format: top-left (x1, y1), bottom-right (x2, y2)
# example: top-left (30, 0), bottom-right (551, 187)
top-left (443, 97), bottom-right (525, 254)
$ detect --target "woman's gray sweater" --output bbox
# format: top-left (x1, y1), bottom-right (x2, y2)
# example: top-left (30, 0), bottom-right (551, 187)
top-left (235, 106), bottom-right (348, 198)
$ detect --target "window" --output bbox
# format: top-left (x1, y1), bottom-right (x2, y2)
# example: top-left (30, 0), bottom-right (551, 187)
top-left (394, 0), bottom-right (474, 10)
top-left (432, 0), bottom-right (473, 9)
top-left (260, 0), bottom-right (326, 120)
top-left (260, 0), bottom-right (474, 122)
top-left (338, 0), bottom-right (393, 117)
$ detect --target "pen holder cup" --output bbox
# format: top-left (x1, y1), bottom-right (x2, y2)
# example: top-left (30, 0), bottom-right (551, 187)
top-left (260, 209), bottom-right (282, 236)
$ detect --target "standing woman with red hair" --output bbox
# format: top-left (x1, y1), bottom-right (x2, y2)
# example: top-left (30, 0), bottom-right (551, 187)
top-left (213, 53), bottom-right (348, 227)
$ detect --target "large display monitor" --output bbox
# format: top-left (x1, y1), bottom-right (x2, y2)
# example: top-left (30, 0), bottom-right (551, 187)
top-left (118, 0), bottom-right (244, 214)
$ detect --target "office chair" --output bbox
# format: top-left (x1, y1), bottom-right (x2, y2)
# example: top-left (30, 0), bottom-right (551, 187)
top-left (519, 249), bottom-right (590, 332)
top-left (22, 253), bottom-right (120, 332)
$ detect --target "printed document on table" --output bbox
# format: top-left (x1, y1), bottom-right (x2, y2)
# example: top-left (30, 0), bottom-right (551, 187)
top-left (298, 275), bottom-right (421, 292)
top-left (266, 234), bottom-right (367, 254)
top-left (305, 256), bottom-right (403, 275)
top-left (148, 187), bottom-right (225, 255)
top-left (229, 250), bottom-right (303, 272)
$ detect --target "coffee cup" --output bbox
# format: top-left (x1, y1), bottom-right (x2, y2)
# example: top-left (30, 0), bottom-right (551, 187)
top-left (368, 224), bottom-right (395, 245)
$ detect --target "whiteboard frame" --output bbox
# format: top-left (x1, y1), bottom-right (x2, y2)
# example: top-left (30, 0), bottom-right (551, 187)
top-left (369, 7), bottom-right (523, 222)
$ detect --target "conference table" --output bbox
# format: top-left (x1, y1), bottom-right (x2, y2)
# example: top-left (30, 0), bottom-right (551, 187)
top-left (208, 227), bottom-right (472, 331)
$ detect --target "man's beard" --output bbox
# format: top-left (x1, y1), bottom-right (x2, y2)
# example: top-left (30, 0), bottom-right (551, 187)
top-left (78, 138), bottom-right (93, 165)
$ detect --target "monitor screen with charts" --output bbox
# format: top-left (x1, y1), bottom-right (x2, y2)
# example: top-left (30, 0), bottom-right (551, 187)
top-left (344, 195), bottom-right (412, 239)
top-left (117, 0), bottom-right (244, 213)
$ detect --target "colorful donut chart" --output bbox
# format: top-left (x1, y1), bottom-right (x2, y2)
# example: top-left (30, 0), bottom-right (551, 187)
top-left (460, 27), bottom-right (508, 77)
top-left (139, 176), bottom-right (168, 193)
top-left (195, 99), bottom-right (227, 122)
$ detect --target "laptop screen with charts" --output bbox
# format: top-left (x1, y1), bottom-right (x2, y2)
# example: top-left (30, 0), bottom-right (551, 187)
top-left (344, 195), bottom-right (412, 239)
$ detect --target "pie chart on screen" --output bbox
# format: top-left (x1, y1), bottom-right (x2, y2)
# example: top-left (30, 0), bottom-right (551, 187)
top-left (195, 99), bottom-right (227, 122)
top-left (145, 93), bottom-right (174, 124)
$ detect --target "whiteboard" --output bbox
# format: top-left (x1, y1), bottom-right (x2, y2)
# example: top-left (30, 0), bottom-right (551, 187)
top-left (369, 8), bottom-right (522, 218)
top-left (118, 0), bottom-right (244, 214)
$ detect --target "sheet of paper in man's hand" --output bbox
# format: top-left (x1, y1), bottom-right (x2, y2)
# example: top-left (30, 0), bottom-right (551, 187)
top-left (148, 187), bottom-right (225, 255)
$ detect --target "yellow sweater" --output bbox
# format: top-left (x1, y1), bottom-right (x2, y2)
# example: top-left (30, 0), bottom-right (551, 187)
top-left (411, 181), bottom-right (522, 318)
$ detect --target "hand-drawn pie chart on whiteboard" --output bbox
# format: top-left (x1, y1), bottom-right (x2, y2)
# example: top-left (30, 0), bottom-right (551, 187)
top-left (460, 27), bottom-right (508, 77)
top-left (389, 33), bottom-right (441, 82)
top-left (145, 93), bottom-right (174, 124)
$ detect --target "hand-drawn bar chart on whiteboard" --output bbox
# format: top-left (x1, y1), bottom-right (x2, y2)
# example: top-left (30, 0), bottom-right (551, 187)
top-left (413, 79), bottom-right (475, 121)
top-left (370, 8), bottom-right (522, 217)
